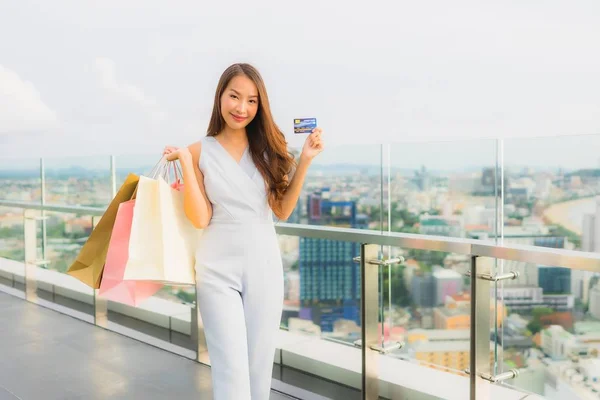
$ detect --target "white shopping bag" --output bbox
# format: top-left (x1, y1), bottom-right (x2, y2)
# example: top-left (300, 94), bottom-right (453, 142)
top-left (124, 162), bottom-right (199, 285)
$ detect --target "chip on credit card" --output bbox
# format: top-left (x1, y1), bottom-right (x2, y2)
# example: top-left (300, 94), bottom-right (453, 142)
top-left (294, 118), bottom-right (317, 134)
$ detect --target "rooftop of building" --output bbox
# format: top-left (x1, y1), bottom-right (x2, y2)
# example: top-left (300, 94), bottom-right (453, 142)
top-left (435, 306), bottom-right (470, 318)
top-left (432, 267), bottom-right (462, 279)
top-left (412, 340), bottom-right (495, 353)
top-left (408, 329), bottom-right (470, 341)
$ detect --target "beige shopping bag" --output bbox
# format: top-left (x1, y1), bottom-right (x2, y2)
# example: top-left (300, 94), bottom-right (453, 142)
top-left (123, 174), bottom-right (198, 285)
top-left (67, 174), bottom-right (139, 288)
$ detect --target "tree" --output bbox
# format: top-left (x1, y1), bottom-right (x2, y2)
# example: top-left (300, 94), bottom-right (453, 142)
top-left (46, 221), bottom-right (66, 238)
top-left (549, 225), bottom-right (581, 249)
top-left (407, 249), bottom-right (447, 268)
top-left (176, 290), bottom-right (195, 304)
top-left (0, 226), bottom-right (24, 239)
top-left (527, 307), bottom-right (554, 335)
top-left (527, 320), bottom-right (543, 335)
top-left (532, 307), bottom-right (554, 319)
top-left (362, 203), bottom-right (420, 232)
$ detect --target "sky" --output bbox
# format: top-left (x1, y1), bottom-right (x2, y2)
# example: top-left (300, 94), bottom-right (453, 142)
top-left (1, 0), bottom-right (600, 169)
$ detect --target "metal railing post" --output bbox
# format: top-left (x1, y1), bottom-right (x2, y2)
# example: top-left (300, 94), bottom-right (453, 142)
top-left (470, 255), bottom-right (491, 399)
top-left (40, 158), bottom-right (47, 261)
top-left (92, 214), bottom-right (107, 327)
top-left (23, 209), bottom-right (38, 302)
top-left (361, 243), bottom-right (380, 400)
top-left (469, 255), bottom-right (519, 399)
top-left (93, 155), bottom-right (115, 328)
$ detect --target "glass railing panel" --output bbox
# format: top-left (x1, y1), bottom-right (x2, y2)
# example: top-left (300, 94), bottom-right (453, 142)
top-left (0, 157), bottom-right (41, 293)
top-left (0, 206), bottom-right (25, 292)
top-left (292, 143), bottom-right (384, 231)
top-left (98, 154), bottom-right (194, 351)
top-left (497, 134), bottom-right (600, 398)
top-left (276, 232), bottom-right (363, 395)
top-left (0, 156), bottom-right (42, 203)
top-left (380, 247), bottom-right (473, 398)
top-left (114, 153), bottom-right (159, 188)
top-left (44, 155), bottom-right (112, 207)
top-left (503, 134), bottom-right (600, 254)
top-left (33, 209), bottom-right (95, 315)
top-left (389, 139), bottom-right (500, 241)
top-left (493, 259), bottom-right (600, 399)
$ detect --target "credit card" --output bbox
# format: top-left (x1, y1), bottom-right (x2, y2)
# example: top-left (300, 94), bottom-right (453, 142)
top-left (294, 118), bottom-right (317, 134)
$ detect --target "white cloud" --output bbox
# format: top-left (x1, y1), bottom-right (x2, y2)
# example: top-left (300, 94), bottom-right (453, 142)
top-left (93, 57), bottom-right (167, 122)
top-left (0, 65), bottom-right (59, 134)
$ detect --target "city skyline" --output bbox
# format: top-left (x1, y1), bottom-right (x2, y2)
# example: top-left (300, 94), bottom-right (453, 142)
top-left (4, 134), bottom-right (600, 172)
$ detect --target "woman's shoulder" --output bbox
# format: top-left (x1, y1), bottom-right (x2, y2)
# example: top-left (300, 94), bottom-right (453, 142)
top-left (187, 140), bottom-right (205, 166)
top-left (187, 141), bottom-right (201, 157)
top-left (188, 136), bottom-right (214, 156)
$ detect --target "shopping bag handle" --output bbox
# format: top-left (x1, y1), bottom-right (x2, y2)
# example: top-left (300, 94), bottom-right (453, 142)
top-left (144, 156), bottom-right (185, 183)
top-left (162, 160), bottom-right (183, 184)
top-left (146, 156), bottom-right (169, 179)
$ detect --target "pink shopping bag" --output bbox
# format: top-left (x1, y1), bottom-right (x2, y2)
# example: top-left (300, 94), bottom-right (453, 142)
top-left (98, 199), bottom-right (163, 306)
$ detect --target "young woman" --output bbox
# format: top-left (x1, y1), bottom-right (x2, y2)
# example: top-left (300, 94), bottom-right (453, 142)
top-left (163, 63), bottom-right (324, 399)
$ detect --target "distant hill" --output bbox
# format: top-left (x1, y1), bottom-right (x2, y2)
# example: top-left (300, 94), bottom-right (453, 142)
top-left (565, 168), bottom-right (600, 178)
top-left (0, 163), bottom-right (518, 179)
top-left (0, 169), bottom-right (40, 179)
top-left (0, 165), bottom-right (156, 179)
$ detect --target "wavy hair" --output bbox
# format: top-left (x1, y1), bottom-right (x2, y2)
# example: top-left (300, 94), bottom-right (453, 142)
top-left (207, 63), bottom-right (295, 216)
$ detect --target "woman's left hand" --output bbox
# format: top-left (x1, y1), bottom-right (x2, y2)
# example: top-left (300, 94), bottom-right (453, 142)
top-left (300, 128), bottom-right (324, 162)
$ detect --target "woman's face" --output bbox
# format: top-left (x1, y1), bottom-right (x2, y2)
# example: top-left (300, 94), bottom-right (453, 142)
top-left (220, 74), bottom-right (259, 130)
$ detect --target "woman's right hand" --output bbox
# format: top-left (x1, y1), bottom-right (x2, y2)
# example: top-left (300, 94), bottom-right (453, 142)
top-left (163, 145), bottom-right (191, 162)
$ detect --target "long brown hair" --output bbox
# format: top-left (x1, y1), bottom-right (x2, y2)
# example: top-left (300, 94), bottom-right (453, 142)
top-left (207, 63), bottom-right (295, 216)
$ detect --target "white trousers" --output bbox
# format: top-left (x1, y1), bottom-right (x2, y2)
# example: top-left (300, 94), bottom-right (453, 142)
top-left (196, 223), bottom-right (284, 400)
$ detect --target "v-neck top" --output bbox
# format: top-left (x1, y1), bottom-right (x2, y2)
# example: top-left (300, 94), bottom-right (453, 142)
top-left (198, 136), bottom-right (272, 224)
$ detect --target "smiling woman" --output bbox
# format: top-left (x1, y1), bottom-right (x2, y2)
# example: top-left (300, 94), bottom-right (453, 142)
top-left (206, 63), bottom-right (297, 218)
top-left (161, 62), bottom-right (324, 399)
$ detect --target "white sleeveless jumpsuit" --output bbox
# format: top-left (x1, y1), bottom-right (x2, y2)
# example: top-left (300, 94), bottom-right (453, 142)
top-left (195, 136), bottom-right (284, 400)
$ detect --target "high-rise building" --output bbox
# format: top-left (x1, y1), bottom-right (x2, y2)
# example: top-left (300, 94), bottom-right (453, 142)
top-left (541, 325), bottom-right (588, 361)
top-left (538, 267), bottom-right (571, 295)
top-left (413, 165), bottom-right (430, 191)
top-left (582, 212), bottom-right (596, 252)
top-left (589, 284), bottom-right (600, 320)
top-left (580, 196), bottom-right (600, 302)
top-left (411, 273), bottom-right (436, 307)
top-left (432, 266), bottom-right (463, 305)
top-left (299, 189), bottom-right (368, 332)
top-left (499, 229), bottom-right (564, 288)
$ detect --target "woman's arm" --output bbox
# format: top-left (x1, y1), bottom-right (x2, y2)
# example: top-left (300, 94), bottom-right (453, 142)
top-left (165, 142), bottom-right (212, 229)
top-left (276, 155), bottom-right (310, 220)
top-left (275, 128), bottom-right (324, 220)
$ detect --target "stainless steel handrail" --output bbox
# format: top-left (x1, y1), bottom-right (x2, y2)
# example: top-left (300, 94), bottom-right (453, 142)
top-left (0, 200), bottom-right (104, 216)
top-left (2, 199), bottom-right (600, 272)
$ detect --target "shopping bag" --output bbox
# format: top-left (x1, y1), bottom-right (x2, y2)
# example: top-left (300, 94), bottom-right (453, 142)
top-left (67, 173), bottom-right (139, 289)
top-left (123, 171), bottom-right (197, 285)
top-left (98, 199), bottom-right (163, 306)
